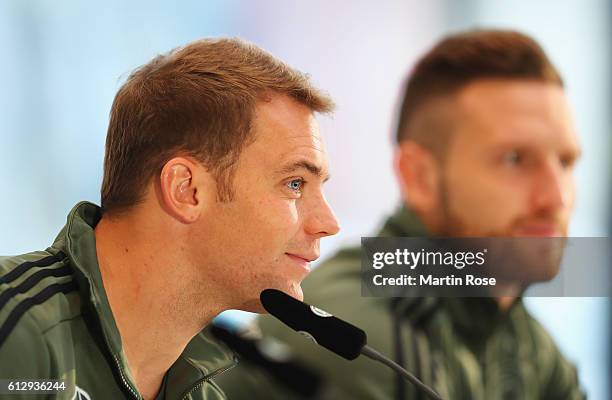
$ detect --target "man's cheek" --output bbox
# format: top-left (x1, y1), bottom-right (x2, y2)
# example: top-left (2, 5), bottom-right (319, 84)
top-left (267, 200), bottom-right (300, 236)
top-left (447, 180), bottom-right (488, 216)
top-left (480, 193), bottom-right (524, 232)
top-left (452, 181), bottom-right (522, 233)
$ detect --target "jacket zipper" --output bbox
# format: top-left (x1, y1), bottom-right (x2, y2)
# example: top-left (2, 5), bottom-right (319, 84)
top-left (113, 354), bottom-right (141, 399)
top-left (90, 289), bottom-right (232, 400)
top-left (99, 311), bottom-right (231, 400)
top-left (91, 297), bottom-right (141, 399)
top-left (180, 361), bottom-right (237, 400)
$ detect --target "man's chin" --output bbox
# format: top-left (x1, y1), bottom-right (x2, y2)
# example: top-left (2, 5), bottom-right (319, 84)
top-left (236, 283), bottom-right (304, 314)
top-left (267, 282), bottom-right (304, 303)
top-left (286, 283), bottom-right (304, 302)
top-left (236, 298), bottom-right (266, 314)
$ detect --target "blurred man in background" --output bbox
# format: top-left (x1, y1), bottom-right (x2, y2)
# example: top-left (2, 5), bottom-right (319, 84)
top-left (0, 38), bottom-right (339, 399)
top-left (218, 30), bottom-right (584, 399)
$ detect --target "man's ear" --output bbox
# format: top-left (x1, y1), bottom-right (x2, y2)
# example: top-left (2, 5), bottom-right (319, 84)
top-left (158, 157), bottom-right (203, 224)
top-left (395, 141), bottom-right (441, 213)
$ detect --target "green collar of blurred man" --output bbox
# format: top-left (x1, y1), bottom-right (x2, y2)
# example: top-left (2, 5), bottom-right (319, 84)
top-left (217, 29), bottom-right (585, 399)
top-left (0, 38), bottom-right (339, 400)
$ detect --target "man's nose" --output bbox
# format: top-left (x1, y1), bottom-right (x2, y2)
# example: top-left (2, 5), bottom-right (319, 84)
top-left (305, 194), bottom-right (340, 238)
top-left (531, 160), bottom-right (571, 212)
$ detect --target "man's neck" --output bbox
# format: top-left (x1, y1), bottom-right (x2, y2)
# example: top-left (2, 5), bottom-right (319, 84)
top-left (94, 213), bottom-right (223, 400)
top-left (493, 280), bottom-right (522, 312)
top-left (496, 296), bottom-right (517, 312)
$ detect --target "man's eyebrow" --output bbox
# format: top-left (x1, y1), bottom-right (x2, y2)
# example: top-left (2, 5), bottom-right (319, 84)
top-left (276, 160), bottom-right (330, 182)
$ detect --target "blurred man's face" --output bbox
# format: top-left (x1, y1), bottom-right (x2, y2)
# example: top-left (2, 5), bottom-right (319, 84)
top-left (438, 79), bottom-right (580, 237)
top-left (196, 94), bottom-right (339, 311)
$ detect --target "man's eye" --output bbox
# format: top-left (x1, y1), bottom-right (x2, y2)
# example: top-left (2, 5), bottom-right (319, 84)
top-left (560, 154), bottom-right (576, 170)
top-left (503, 150), bottom-right (522, 166)
top-left (287, 178), bottom-right (304, 193)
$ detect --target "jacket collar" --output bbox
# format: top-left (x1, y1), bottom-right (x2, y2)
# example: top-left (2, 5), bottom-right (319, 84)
top-left (52, 201), bottom-right (235, 398)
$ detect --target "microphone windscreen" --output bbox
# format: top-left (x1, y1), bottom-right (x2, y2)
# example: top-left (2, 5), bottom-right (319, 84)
top-left (260, 289), bottom-right (366, 360)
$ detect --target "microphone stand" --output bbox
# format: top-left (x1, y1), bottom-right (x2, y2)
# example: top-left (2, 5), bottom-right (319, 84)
top-left (361, 345), bottom-right (443, 400)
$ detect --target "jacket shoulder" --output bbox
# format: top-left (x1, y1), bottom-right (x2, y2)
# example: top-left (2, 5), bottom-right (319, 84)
top-left (0, 302), bottom-right (51, 378)
top-left (0, 249), bottom-right (80, 349)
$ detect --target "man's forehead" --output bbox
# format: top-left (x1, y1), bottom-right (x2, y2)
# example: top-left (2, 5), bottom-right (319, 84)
top-left (457, 79), bottom-right (569, 118)
top-left (255, 126), bottom-right (327, 162)
top-left (284, 132), bottom-right (325, 151)
top-left (454, 80), bottom-right (579, 146)
top-left (243, 96), bottom-right (330, 176)
top-left (275, 134), bottom-right (330, 175)
top-left (251, 95), bottom-right (324, 144)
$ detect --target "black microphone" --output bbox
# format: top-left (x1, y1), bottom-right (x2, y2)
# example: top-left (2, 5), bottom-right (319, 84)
top-left (260, 289), bottom-right (443, 400)
top-left (260, 288), bottom-right (365, 360)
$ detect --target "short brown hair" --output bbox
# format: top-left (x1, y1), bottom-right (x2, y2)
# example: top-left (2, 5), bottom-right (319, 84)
top-left (101, 38), bottom-right (334, 215)
top-left (395, 29), bottom-right (563, 153)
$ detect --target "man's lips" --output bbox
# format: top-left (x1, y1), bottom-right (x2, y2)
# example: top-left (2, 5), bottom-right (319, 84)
top-left (285, 253), bottom-right (318, 263)
top-left (513, 224), bottom-right (562, 237)
top-left (285, 253), bottom-right (319, 273)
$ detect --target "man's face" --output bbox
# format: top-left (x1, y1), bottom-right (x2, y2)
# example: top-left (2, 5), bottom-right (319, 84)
top-left (195, 95), bottom-right (339, 311)
top-left (438, 80), bottom-right (580, 238)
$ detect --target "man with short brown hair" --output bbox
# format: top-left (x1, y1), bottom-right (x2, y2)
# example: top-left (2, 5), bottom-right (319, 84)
top-left (0, 38), bottom-right (339, 399)
top-left (219, 30), bottom-right (585, 399)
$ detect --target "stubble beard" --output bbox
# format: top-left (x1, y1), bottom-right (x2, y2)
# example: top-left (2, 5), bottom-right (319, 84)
top-left (436, 178), bottom-right (566, 291)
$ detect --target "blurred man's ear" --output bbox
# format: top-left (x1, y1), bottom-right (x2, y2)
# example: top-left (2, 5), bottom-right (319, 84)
top-left (395, 141), bottom-right (441, 214)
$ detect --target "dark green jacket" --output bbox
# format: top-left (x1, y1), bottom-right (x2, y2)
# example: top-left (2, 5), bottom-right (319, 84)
top-left (217, 207), bottom-right (585, 399)
top-left (0, 202), bottom-right (236, 400)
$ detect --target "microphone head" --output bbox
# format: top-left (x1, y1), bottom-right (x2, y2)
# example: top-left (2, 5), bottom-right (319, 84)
top-left (260, 289), bottom-right (367, 360)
